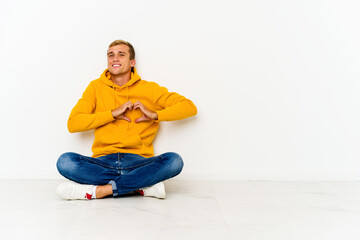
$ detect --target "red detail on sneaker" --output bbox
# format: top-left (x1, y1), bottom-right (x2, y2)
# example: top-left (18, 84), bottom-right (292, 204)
top-left (85, 193), bottom-right (92, 200)
top-left (136, 190), bottom-right (144, 196)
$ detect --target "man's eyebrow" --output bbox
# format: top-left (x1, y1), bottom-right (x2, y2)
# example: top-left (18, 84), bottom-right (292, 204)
top-left (107, 51), bottom-right (127, 55)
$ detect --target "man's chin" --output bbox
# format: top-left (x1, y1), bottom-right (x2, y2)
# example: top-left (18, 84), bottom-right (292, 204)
top-left (108, 69), bottom-right (121, 75)
top-left (109, 68), bottom-right (131, 75)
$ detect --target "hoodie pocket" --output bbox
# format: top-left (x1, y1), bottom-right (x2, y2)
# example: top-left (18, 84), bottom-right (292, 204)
top-left (122, 134), bottom-right (143, 149)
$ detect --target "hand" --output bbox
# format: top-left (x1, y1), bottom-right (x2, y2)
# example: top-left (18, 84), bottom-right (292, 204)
top-left (134, 101), bottom-right (158, 123)
top-left (112, 101), bottom-right (133, 122)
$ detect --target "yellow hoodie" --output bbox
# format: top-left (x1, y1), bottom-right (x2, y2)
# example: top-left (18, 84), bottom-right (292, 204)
top-left (68, 68), bottom-right (197, 158)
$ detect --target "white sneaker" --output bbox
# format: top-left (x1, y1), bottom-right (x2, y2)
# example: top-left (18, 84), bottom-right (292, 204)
top-left (140, 182), bottom-right (166, 199)
top-left (56, 180), bottom-right (95, 200)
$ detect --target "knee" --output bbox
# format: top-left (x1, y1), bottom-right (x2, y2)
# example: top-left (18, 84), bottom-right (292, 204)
top-left (163, 152), bottom-right (184, 176)
top-left (56, 152), bottom-right (78, 176)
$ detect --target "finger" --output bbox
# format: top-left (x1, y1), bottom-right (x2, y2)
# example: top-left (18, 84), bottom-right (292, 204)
top-left (136, 102), bottom-right (146, 111)
top-left (127, 102), bottom-right (134, 110)
top-left (122, 103), bottom-right (130, 111)
top-left (134, 101), bottom-right (141, 109)
top-left (121, 116), bottom-right (131, 122)
top-left (135, 117), bottom-right (143, 123)
top-left (118, 115), bottom-right (131, 122)
top-left (135, 115), bottom-right (150, 123)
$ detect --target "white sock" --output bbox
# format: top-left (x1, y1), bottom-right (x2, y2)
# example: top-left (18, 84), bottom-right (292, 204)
top-left (92, 186), bottom-right (97, 199)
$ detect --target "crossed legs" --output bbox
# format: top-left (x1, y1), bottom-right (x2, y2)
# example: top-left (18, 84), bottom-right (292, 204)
top-left (56, 152), bottom-right (183, 200)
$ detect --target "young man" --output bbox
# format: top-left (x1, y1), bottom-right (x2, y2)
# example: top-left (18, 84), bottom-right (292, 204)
top-left (56, 40), bottom-right (197, 200)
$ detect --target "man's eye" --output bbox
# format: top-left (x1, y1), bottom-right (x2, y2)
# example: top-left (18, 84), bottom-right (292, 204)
top-left (120, 54), bottom-right (125, 56)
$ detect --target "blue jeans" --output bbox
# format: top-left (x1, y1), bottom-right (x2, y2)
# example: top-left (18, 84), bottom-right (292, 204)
top-left (56, 152), bottom-right (184, 196)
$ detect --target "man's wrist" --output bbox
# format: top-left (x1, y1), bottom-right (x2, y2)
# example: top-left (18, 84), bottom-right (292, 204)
top-left (111, 110), bottom-right (117, 118)
top-left (152, 112), bottom-right (158, 120)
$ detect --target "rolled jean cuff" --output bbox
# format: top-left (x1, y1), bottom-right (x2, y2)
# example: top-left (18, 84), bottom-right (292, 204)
top-left (108, 180), bottom-right (118, 196)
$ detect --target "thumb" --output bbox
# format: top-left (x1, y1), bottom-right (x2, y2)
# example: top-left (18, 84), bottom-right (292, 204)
top-left (118, 115), bottom-right (131, 122)
top-left (135, 115), bottom-right (150, 123)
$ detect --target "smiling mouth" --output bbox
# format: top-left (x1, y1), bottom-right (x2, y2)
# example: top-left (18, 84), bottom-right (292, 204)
top-left (112, 64), bottom-right (121, 67)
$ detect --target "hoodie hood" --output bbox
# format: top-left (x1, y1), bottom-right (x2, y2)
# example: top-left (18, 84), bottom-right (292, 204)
top-left (100, 67), bottom-right (141, 89)
top-left (99, 67), bottom-right (142, 111)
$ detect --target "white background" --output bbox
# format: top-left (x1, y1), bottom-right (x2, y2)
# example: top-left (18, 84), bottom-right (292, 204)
top-left (0, 0), bottom-right (359, 180)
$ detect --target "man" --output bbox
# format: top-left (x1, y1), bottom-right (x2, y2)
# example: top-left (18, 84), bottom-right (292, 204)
top-left (56, 40), bottom-right (197, 200)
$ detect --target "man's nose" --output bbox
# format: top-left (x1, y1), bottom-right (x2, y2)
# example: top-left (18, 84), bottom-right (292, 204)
top-left (112, 55), bottom-right (120, 61)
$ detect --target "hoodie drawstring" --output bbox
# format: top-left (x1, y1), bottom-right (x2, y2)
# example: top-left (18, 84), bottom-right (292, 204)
top-left (126, 85), bottom-right (129, 130)
top-left (112, 83), bottom-right (130, 130)
top-left (112, 83), bottom-right (116, 109)
top-left (108, 69), bottom-right (134, 130)
top-left (126, 85), bottom-right (129, 102)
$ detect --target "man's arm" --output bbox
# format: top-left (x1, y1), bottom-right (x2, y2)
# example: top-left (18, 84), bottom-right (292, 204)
top-left (67, 83), bottom-right (115, 133)
top-left (152, 83), bottom-right (197, 121)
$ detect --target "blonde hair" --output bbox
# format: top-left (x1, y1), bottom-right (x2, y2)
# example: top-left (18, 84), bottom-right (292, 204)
top-left (108, 40), bottom-right (135, 60)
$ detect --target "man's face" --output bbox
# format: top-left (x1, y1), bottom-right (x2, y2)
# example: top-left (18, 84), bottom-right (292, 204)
top-left (107, 44), bottom-right (135, 76)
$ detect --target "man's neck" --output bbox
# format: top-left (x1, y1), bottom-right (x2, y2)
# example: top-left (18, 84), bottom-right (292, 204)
top-left (111, 71), bottom-right (131, 86)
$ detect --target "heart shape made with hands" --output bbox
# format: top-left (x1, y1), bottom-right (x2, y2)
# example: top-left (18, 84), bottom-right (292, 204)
top-left (116, 101), bottom-right (156, 123)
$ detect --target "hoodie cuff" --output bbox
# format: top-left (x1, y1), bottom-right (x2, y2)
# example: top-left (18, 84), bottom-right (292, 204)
top-left (108, 110), bottom-right (115, 120)
top-left (102, 110), bottom-right (115, 123)
top-left (155, 110), bottom-right (164, 122)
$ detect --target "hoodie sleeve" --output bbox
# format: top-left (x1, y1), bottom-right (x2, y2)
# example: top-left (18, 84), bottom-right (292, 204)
top-left (67, 83), bottom-right (115, 133)
top-left (153, 83), bottom-right (197, 121)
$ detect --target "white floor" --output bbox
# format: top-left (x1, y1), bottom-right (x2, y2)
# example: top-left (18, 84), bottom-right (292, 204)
top-left (1, 180), bottom-right (360, 240)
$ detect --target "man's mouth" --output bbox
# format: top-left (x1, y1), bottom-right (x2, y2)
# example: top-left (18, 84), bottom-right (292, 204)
top-left (112, 64), bottom-right (121, 67)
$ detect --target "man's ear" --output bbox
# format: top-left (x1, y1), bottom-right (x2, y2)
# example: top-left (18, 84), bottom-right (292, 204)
top-left (130, 59), bottom-right (136, 67)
